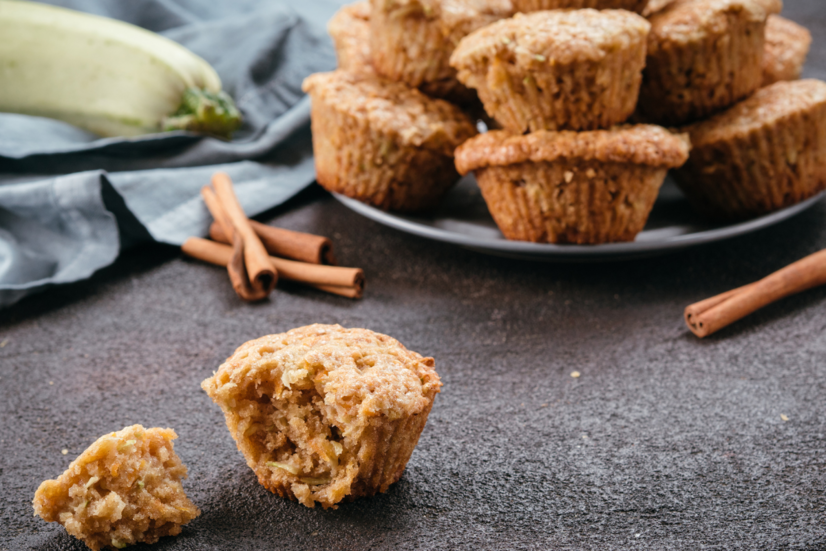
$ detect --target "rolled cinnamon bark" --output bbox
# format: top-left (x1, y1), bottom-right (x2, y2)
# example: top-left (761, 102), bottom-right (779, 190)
top-left (182, 238), bottom-right (364, 299)
top-left (210, 172), bottom-right (278, 294)
top-left (201, 186), bottom-right (272, 302)
top-left (685, 249), bottom-right (826, 338)
top-left (209, 221), bottom-right (336, 265)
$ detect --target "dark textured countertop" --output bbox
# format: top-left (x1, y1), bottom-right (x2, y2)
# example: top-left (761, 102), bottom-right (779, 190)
top-left (3, 2), bottom-right (826, 549)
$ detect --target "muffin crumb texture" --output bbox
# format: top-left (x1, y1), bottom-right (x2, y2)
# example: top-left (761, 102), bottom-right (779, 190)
top-left (32, 425), bottom-right (200, 551)
top-left (676, 79), bottom-right (826, 218)
top-left (640, 0), bottom-right (778, 125)
top-left (328, 1), bottom-right (374, 75)
top-left (762, 14), bottom-right (812, 86)
top-left (302, 71), bottom-right (476, 211)
top-left (512, 0), bottom-right (650, 14)
top-left (450, 9), bottom-right (651, 132)
top-left (201, 324), bottom-right (442, 509)
top-left (455, 126), bottom-right (690, 244)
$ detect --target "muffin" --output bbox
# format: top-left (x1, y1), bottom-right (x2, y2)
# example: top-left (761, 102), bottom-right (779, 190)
top-left (329, 1), bottom-right (374, 75)
top-left (455, 126), bottom-right (691, 244)
top-left (369, 0), bottom-right (513, 101)
top-left (643, 0), bottom-right (677, 15)
top-left (674, 79), bottom-right (826, 219)
top-left (639, 0), bottom-right (781, 126)
top-left (512, 0), bottom-right (650, 13)
top-left (201, 324), bottom-right (442, 509)
top-left (302, 71), bottom-right (477, 212)
top-left (33, 425), bottom-right (200, 551)
top-left (762, 14), bottom-right (812, 86)
top-left (450, 10), bottom-right (651, 133)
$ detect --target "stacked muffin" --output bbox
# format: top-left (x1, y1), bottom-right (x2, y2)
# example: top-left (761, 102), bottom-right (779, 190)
top-left (450, 9), bottom-right (691, 243)
top-left (310, 0), bottom-right (822, 242)
top-left (638, 0), bottom-right (824, 219)
top-left (305, 1), bottom-right (517, 213)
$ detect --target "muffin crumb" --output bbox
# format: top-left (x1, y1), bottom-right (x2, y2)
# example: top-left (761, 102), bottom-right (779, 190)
top-left (202, 324), bottom-right (442, 509)
top-left (33, 425), bottom-right (199, 551)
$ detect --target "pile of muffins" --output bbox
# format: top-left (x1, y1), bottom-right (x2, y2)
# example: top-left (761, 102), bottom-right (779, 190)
top-left (304, 0), bottom-right (823, 244)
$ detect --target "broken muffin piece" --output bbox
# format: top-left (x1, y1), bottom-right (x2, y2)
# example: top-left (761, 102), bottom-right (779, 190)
top-left (33, 425), bottom-right (200, 551)
top-left (201, 324), bottom-right (442, 509)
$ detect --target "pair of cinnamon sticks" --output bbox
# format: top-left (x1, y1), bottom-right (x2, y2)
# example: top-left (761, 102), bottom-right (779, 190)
top-left (685, 248), bottom-right (826, 337)
top-left (182, 172), bottom-right (364, 300)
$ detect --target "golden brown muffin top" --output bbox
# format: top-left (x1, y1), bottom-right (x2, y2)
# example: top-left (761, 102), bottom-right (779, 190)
top-left (450, 9), bottom-right (650, 71)
top-left (372, 0), bottom-right (513, 30)
top-left (302, 71), bottom-right (477, 155)
top-left (686, 79), bottom-right (826, 146)
top-left (328, 2), bottom-right (374, 74)
top-left (765, 14), bottom-right (811, 53)
top-left (763, 14), bottom-right (812, 80)
top-left (455, 126), bottom-right (691, 174)
top-left (203, 325), bottom-right (442, 422)
top-left (648, 0), bottom-right (780, 50)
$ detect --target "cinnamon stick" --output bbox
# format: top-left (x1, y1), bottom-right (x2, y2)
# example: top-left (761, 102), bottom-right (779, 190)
top-left (210, 221), bottom-right (336, 265)
top-left (201, 186), bottom-right (270, 302)
top-left (182, 238), bottom-right (364, 299)
top-left (210, 172), bottom-right (277, 294)
top-left (685, 249), bottom-right (826, 338)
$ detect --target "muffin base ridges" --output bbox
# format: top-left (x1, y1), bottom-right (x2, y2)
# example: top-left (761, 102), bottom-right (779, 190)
top-left (311, 99), bottom-right (460, 212)
top-left (512, 0), bottom-right (649, 13)
top-left (370, 7), bottom-right (452, 89)
top-left (476, 161), bottom-right (668, 244)
top-left (459, 46), bottom-right (646, 133)
top-left (255, 400), bottom-right (435, 508)
top-left (639, 15), bottom-right (765, 126)
top-left (674, 106), bottom-right (826, 219)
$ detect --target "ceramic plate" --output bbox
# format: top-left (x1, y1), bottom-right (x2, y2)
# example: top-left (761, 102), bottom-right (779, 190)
top-left (333, 175), bottom-right (824, 262)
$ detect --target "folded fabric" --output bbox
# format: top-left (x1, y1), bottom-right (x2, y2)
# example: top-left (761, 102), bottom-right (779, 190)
top-left (0, 0), bottom-right (344, 308)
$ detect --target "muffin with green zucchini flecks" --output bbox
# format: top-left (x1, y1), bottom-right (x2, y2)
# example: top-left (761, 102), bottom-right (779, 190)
top-left (674, 79), bottom-right (826, 219)
top-left (33, 425), bottom-right (200, 551)
top-left (450, 9), bottom-right (651, 133)
top-left (201, 324), bottom-right (442, 509)
top-left (455, 126), bottom-right (691, 244)
top-left (302, 70), bottom-right (476, 212)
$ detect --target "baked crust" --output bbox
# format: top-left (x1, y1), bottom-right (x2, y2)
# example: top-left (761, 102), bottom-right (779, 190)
top-left (303, 71), bottom-right (474, 155)
top-left (33, 425), bottom-right (199, 551)
top-left (762, 14), bottom-right (812, 86)
top-left (302, 71), bottom-right (476, 211)
top-left (201, 324), bottom-right (442, 509)
top-left (675, 79), bottom-right (826, 218)
top-left (328, 1), bottom-right (374, 75)
top-left (456, 126), bottom-right (689, 244)
top-left (450, 10), bottom-right (650, 132)
top-left (475, 161), bottom-right (671, 243)
top-left (512, 0), bottom-right (650, 14)
top-left (640, 0), bottom-right (778, 125)
top-left (455, 126), bottom-right (690, 174)
top-left (369, 0), bottom-right (512, 97)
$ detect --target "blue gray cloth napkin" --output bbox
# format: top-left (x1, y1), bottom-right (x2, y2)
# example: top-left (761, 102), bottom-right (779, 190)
top-left (0, 0), bottom-right (345, 308)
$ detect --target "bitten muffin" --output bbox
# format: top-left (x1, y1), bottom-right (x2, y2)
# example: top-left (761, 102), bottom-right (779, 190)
top-left (762, 14), bottom-right (811, 86)
top-left (639, 0), bottom-right (781, 126)
top-left (455, 126), bottom-right (691, 244)
top-left (450, 10), bottom-right (651, 133)
top-left (512, 0), bottom-right (649, 13)
top-left (674, 79), bottom-right (826, 219)
top-left (302, 71), bottom-right (477, 212)
top-left (33, 425), bottom-right (200, 551)
top-left (369, 0), bottom-right (513, 102)
top-left (329, 1), bottom-right (374, 75)
top-left (201, 324), bottom-right (442, 509)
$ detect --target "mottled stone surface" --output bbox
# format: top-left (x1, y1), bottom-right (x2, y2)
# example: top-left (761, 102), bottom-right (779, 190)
top-left (2, 2), bottom-right (826, 548)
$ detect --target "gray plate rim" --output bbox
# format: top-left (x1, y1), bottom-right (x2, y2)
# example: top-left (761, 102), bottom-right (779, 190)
top-left (333, 191), bottom-right (824, 260)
